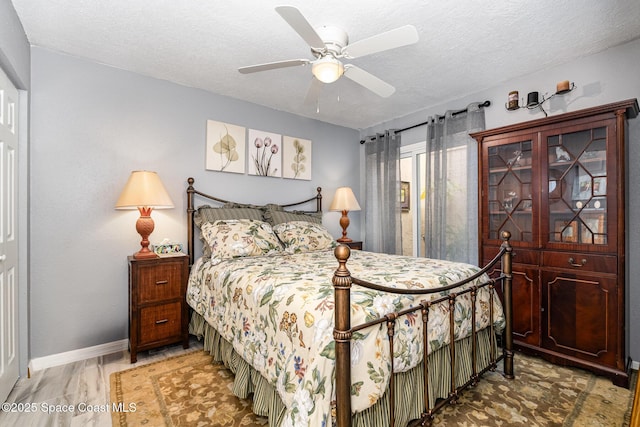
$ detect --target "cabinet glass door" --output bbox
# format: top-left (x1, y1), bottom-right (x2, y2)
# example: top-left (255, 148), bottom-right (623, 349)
top-left (486, 139), bottom-right (533, 242)
top-left (546, 125), bottom-right (609, 247)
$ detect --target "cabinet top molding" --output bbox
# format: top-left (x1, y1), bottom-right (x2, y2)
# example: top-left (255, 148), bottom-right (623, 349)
top-left (471, 99), bottom-right (638, 141)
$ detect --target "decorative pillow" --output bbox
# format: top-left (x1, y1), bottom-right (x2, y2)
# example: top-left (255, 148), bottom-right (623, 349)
top-left (195, 206), bottom-right (266, 258)
top-left (194, 206), bottom-right (264, 227)
top-left (201, 219), bottom-right (283, 264)
top-left (263, 204), bottom-right (322, 226)
top-left (272, 221), bottom-right (336, 254)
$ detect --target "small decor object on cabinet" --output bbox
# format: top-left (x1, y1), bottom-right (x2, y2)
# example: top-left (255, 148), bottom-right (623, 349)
top-left (128, 254), bottom-right (189, 363)
top-left (505, 81), bottom-right (575, 116)
top-left (572, 172), bottom-right (592, 200)
top-left (554, 220), bottom-right (577, 243)
top-left (556, 80), bottom-right (571, 94)
top-left (153, 238), bottom-right (184, 256)
top-left (507, 150), bottom-right (523, 166)
top-left (581, 214), bottom-right (605, 245)
top-left (555, 146), bottom-right (571, 162)
top-left (507, 91), bottom-right (519, 110)
top-left (593, 177), bottom-right (606, 196)
top-left (472, 99), bottom-right (638, 388)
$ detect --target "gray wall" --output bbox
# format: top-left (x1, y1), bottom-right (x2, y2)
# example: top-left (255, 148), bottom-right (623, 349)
top-left (0, 0), bottom-right (30, 89)
top-left (361, 37), bottom-right (640, 365)
top-left (29, 47), bottom-right (360, 358)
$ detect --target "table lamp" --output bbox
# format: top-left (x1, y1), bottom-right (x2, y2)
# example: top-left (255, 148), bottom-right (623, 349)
top-left (330, 187), bottom-right (361, 243)
top-left (115, 171), bottom-right (174, 259)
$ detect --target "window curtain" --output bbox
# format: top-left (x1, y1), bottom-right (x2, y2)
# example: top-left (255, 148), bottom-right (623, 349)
top-left (423, 103), bottom-right (485, 264)
top-left (365, 130), bottom-right (402, 254)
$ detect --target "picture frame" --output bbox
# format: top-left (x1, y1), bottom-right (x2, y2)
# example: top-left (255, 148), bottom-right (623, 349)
top-left (572, 171), bottom-right (592, 201)
top-left (581, 214), bottom-right (605, 244)
top-left (593, 177), bottom-right (606, 196)
top-left (400, 181), bottom-right (410, 211)
top-left (247, 129), bottom-right (282, 177)
top-left (282, 135), bottom-right (312, 180)
top-left (554, 220), bottom-right (578, 243)
top-left (205, 120), bottom-right (246, 174)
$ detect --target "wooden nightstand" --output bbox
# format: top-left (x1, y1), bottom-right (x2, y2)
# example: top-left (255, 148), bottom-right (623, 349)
top-left (128, 254), bottom-right (189, 363)
top-left (341, 241), bottom-right (363, 250)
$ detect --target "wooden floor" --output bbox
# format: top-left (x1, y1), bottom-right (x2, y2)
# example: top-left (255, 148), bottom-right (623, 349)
top-left (0, 337), bottom-right (203, 427)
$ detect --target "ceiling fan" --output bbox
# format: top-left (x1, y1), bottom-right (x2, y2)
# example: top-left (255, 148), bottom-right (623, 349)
top-left (238, 6), bottom-right (419, 102)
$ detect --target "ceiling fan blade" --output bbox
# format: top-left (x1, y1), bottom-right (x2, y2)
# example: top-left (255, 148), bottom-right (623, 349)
top-left (304, 77), bottom-right (323, 107)
top-left (238, 59), bottom-right (310, 74)
top-left (343, 65), bottom-right (395, 98)
top-left (342, 25), bottom-right (419, 59)
top-left (275, 6), bottom-right (325, 49)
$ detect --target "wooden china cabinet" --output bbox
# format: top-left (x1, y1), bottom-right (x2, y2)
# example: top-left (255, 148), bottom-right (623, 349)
top-left (471, 99), bottom-right (638, 387)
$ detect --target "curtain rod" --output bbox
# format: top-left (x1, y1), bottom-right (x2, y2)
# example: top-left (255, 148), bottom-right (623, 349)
top-left (359, 100), bottom-right (491, 144)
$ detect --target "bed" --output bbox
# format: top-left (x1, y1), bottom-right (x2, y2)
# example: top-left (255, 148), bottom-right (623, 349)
top-left (185, 177), bottom-right (514, 427)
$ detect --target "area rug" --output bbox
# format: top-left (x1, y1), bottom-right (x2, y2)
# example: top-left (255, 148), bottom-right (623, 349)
top-left (111, 350), bottom-right (636, 426)
top-left (110, 351), bottom-right (267, 426)
top-left (431, 354), bottom-right (636, 427)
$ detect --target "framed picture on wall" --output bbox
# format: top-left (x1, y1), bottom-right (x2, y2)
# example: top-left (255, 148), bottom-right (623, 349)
top-left (248, 129), bottom-right (282, 177)
top-left (400, 181), bottom-right (410, 211)
top-left (282, 136), bottom-right (312, 180)
top-left (205, 120), bottom-right (246, 174)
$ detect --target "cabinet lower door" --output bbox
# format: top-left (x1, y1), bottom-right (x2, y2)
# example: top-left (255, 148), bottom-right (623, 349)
top-left (541, 271), bottom-right (619, 367)
top-left (487, 262), bottom-right (540, 346)
top-left (511, 267), bottom-right (540, 346)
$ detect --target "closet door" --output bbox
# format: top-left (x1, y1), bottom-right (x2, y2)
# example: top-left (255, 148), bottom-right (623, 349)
top-left (0, 66), bottom-right (19, 402)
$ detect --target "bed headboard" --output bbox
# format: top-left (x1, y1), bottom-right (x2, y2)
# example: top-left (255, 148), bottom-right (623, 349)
top-left (186, 177), bottom-right (322, 266)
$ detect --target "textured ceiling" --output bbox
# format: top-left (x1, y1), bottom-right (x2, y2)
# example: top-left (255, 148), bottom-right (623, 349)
top-left (11, 0), bottom-right (640, 129)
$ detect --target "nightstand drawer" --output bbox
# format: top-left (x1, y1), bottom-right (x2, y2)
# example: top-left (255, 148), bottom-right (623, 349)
top-left (128, 254), bottom-right (189, 363)
top-left (137, 262), bottom-right (183, 303)
top-left (139, 302), bottom-right (182, 345)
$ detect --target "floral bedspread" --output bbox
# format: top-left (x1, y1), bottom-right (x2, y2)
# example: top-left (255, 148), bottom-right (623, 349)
top-left (186, 249), bottom-right (504, 427)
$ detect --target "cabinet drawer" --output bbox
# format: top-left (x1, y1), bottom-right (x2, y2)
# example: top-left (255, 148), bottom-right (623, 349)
top-left (542, 251), bottom-right (616, 273)
top-left (139, 302), bottom-right (182, 345)
top-left (137, 262), bottom-right (183, 303)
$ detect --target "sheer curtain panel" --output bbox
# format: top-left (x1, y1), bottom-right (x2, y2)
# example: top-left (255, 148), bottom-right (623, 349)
top-left (423, 103), bottom-right (485, 264)
top-left (365, 131), bottom-right (402, 254)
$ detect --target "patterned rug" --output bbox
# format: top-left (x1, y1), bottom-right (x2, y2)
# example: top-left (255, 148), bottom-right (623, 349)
top-left (110, 350), bottom-right (636, 426)
top-left (110, 351), bottom-right (267, 426)
top-left (432, 353), bottom-right (636, 426)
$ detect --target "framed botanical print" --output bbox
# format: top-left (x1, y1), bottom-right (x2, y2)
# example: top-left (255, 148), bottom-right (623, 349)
top-left (400, 181), bottom-right (410, 211)
top-left (206, 120), bottom-right (246, 174)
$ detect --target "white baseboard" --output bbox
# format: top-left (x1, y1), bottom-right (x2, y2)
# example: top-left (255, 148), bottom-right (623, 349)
top-left (25, 339), bottom-right (640, 377)
top-left (28, 339), bottom-right (128, 374)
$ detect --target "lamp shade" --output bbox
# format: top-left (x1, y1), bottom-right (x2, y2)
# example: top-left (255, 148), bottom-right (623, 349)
top-left (115, 171), bottom-right (174, 209)
top-left (330, 187), bottom-right (361, 212)
top-left (312, 57), bottom-right (344, 84)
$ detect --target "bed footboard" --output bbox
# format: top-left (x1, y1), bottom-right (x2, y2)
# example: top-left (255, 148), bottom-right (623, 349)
top-left (332, 231), bottom-right (513, 427)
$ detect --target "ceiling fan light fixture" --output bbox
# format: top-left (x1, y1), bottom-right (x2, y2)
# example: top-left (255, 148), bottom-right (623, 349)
top-left (312, 56), bottom-right (344, 83)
